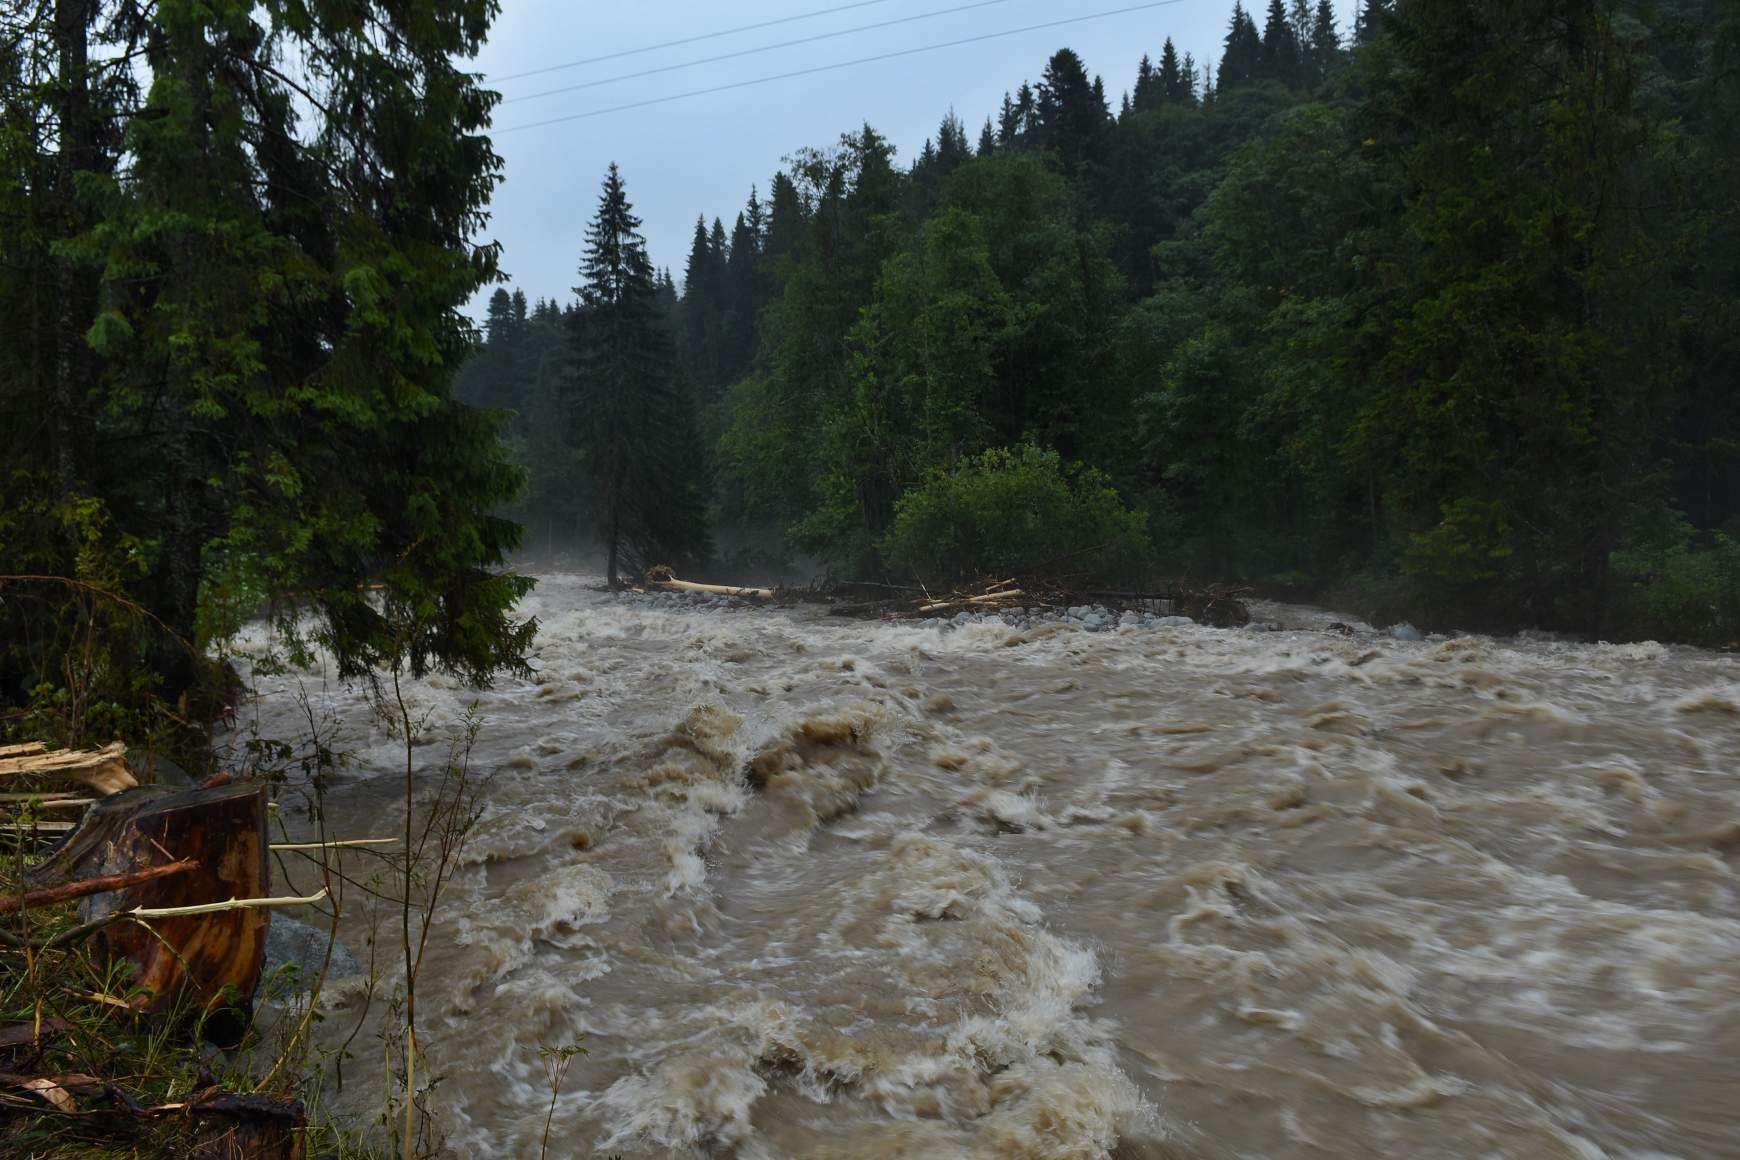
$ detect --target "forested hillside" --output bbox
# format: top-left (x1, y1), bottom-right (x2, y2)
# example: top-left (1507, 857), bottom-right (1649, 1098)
top-left (475, 0), bottom-right (1739, 643)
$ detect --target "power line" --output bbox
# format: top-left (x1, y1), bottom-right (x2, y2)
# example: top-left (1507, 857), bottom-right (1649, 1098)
top-left (504, 0), bottom-right (1020, 106)
top-left (490, 0), bottom-right (907, 84)
top-left (496, 0), bottom-right (1185, 135)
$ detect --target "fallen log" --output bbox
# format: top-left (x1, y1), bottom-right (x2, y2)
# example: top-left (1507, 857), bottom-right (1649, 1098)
top-left (0, 742), bottom-right (137, 797)
top-left (916, 589), bottom-right (1025, 615)
top-left (0, 859), bottom-right (197, 914)
top-left (654, 578), bottom-right (776, 599)
top-left (184, 1091), bottom-right (308, 1160)
top-left (23, 782), bottom-right (271, 1020)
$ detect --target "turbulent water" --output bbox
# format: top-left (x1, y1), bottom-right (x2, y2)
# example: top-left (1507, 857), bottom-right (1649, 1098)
top-left (238, 574), bottom-right (1740, 1159)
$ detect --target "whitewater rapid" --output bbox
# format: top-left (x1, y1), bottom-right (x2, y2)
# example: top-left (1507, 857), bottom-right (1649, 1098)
top-left (235, 574), bottom-right (1740, 1158)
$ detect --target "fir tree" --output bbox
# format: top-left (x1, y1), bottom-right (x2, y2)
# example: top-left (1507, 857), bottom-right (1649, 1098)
top-left (486, 288), bottom-right (516, 346)
top-left (979, 116), bottom-right (997, 156)
top-left (572, 165), bottom-right (710, 588)
top-left (1354, 0), bottom-right (1391, 45)
top-left (1309, 1), bottom-right (1341, 82)
top-left (1220, 3), bottom-right (1264, 90)
top-left (1035, 49), bottom-right (1108, 175)
top-left (1134, 54), bottom-right (1159, 112)
top-left (1158, 40), bottom-right (1183, 105)
top-left (1260, 0), bottom-right (1302, 85)
top-left (765, 171), bottom-right (806, 264)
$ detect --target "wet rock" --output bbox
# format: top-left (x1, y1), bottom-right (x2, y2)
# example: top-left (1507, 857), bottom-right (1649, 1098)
top-left (1153, 616), bottom-right (1195, 629)
top-left (259, 916), bottom-right (360, 998)
top-left (1389, 623), bottom-right (1425, 642)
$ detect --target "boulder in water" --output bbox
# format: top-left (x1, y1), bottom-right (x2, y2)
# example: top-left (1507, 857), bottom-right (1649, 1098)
top-left (1389, 623), bottom-right (1425, 642)
top-left (259, 916), bottom-right (360, 999)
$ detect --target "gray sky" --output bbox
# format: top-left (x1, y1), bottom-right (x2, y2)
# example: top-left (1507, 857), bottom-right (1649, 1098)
top-left (471, 0), bottom-right (1236, 310)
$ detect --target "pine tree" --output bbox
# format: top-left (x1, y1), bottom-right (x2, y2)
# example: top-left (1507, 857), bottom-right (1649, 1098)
top-left (979, 116), bottom-right (997, 156)
top-left (1220, 3), bottom-right (1264, 90)
top-left (1260, 0), bottom-right (1302, 85)
top-left (1179, 52), bottom-right (1199, 104)
top-left (572, 165), bottom-right (710, 588)
top-left (1354, 0), bottom-right (1391, 45)
top-left (485, 289), bottom-right (516, 346)
top-left (1, 0), bottom-right (534, 711)
top-left (511, 288), bottom-right (529, 325)
top-left (1134, 54), bottom-right (1159, 112)
top-left (1309, 0), bottom-right (1341, 83)
top-left (1035, 49), bottom-right (1108, 175)
top-left (765, 171), bottom-right (806, 264)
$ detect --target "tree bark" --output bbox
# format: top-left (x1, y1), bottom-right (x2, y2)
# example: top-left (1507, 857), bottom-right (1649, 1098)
top-left (24, 782), bottom-right (271, 1021)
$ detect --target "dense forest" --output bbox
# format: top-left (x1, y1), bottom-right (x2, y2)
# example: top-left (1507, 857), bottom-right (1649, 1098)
top-left (462, 0), bottom-right (1740, 644)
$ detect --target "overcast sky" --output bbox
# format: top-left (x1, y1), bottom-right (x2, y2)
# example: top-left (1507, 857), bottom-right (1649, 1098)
top-left (470, 0), bottom-right (1238, 311)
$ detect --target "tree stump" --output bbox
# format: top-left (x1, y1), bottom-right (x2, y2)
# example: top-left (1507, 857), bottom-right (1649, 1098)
top-left (24, 782), bottom-right (270, 1023)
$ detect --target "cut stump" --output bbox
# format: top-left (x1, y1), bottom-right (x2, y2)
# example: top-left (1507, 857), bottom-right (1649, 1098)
top-left (23, 782), bottom-right (271, 1019)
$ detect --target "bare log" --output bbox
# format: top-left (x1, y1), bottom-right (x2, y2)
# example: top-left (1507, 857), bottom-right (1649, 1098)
top-left (0, 741), bottom-right (137, 796)
top-left (23, 782), bottom-right (271, 1016)
top-left (917, 589), bottom-right (1025, 615)
top-left (654, 578), bottom-right (775, 599)
top-left (0, 859), bottom-right (197, 914)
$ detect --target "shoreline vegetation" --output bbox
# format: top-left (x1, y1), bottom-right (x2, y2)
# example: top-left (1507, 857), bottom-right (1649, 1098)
top-left (3, 0), bottom-right (1737, 1154)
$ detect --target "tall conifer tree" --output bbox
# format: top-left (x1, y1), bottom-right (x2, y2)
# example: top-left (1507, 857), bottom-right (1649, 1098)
top-left (572, 165), bottom-right (710, 587)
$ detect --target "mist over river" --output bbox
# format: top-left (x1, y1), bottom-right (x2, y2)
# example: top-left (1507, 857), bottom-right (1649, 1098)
top-left (238, 574), bottom-right (1740, 1159)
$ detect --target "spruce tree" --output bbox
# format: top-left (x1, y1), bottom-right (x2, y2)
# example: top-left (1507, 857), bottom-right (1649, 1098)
top-left (765, 171), bottom-right (806, 264)
top-left (1158, 40), bottom-right (1183, 105)
top-left (1, 0), bottom-right (534, 711)
top-left (979, 116), bottom-right (997, 156)
top-left (1179, 52), bottom-right (1199, 104)
top-left (486, 289), bottom-right (516, 346)
top-left (1220, 4), bottom-right (1264, 90)
top-left (1309, 1), bottom-right (1341, 82)
top-left (1035, 49), bottom-right (1108, 175)
top-left (1260, 0), bottom-right (1302, 85)
top-left (1134, 54), bottom-right (1159, 112)
top-left (572, 165), bottom-right (710, 588)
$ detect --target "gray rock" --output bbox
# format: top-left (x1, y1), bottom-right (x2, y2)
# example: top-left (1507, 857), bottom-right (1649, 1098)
top-left (259, 916), bottom-right (360, 998)
top-left (1389, 623), bottom-right (1425, 642)
top-left (1153, 616), bottom-right (1195, 629)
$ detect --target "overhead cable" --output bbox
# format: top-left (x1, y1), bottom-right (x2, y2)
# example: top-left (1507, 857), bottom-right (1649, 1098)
top-left (491, 0), bottom-right (908, 84)
top-left (503, 0), bottom-right (1020, 105)
top-left (496, 0), bottom-right (1187, 135)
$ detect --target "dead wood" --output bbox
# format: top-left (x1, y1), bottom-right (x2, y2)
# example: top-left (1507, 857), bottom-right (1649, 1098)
top-left (0, 742), bottom-right (136, 796)
top-left (23, 782), bottom-right (270, 1017)
top-left (0, 859), bottom-right (197, 914)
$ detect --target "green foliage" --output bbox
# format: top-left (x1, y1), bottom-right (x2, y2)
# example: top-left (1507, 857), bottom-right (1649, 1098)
top-left (882, 446), bottom-right (1151, 586)
top-left (1, 0), bottom-right (537, 727)
top-left (570, 165), bottom-right (713, 586)
top-left (1612, 515), bottom-right (1740, 646)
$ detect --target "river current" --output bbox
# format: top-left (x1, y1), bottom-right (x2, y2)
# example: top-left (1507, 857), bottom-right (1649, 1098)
top-left (238, 573), bottom-right (1740, 1159)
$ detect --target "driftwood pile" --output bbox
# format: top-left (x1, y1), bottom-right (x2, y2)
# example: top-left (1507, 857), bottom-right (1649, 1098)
top-left (638, 566), bottom-right (1254, 626)
top-left (2, 742), bottom-right (312, 1155)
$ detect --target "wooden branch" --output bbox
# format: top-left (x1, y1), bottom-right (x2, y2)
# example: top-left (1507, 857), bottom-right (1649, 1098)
top-left (129, 887), bottom-right (328, 920)
top-left (0, 860), bottom-right (197, 914)
top-left (917, 589), bottom-right (1025, 614)
top-left (269, 838), bottom-right (396, 851)
top-left (0, 743), bottom-right (47, 759)
top-left (0, 741), bottom-right (137, 796)
top-left (0, 793), bottom-right (92, 805)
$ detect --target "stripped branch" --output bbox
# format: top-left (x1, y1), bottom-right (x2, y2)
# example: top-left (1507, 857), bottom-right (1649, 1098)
top-left (0, 859), bottom-right (197, 914)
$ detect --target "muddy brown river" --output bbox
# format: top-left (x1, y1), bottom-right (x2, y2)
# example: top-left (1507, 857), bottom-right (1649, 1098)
top-left (237, 574), bottom-right (1740, 1158)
